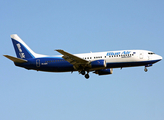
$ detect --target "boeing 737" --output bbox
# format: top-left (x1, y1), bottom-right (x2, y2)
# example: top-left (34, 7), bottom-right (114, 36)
top-left (4, 34), bottom-right (162, 79)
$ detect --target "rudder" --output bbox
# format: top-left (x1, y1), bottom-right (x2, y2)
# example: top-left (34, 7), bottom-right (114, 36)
top-left (11, 34), bottom-right (36, 59)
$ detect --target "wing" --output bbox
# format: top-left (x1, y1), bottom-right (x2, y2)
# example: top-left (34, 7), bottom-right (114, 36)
top-left (56, 49), bottom-right (88, 64)
top-left (56, 49), bottom-right (90, 70)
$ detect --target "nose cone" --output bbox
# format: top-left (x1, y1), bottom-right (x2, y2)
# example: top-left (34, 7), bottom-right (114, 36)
top-left (157, 55), bottom-right (162, 61)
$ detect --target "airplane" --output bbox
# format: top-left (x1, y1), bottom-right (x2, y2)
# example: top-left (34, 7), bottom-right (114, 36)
top-left (4, 34), bottom-right (162, 79)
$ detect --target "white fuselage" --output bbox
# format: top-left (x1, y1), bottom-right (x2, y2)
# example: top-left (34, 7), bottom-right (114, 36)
top-left (72, 50), bottom-right (162, 68)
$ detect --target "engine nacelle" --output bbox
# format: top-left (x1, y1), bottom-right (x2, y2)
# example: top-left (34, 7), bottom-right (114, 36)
top-left (90, 60), bottom-right (106, 68)
top-left (94, 68), bottom-right (113, 75)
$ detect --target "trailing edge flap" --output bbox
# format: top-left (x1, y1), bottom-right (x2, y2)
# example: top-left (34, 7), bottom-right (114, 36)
top-left (56, 49), bottom-right (89, 65)
top-left (3, 55), bottom-right (28, 63)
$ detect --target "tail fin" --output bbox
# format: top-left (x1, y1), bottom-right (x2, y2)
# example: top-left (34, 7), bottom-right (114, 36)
top-left (11, 34), bottom-right (36, 59)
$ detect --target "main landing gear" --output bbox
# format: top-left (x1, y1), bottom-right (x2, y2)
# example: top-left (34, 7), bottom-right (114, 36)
top-left (80, 70), bottom-right (90, 79)
top-left (85, 74), bottom-right (89, 79)
top-left (81, 70), bottom-right (85, 75)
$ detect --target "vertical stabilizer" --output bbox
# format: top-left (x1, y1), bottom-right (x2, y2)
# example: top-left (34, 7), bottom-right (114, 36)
top-left (11, 34), bottom-right (36, 59)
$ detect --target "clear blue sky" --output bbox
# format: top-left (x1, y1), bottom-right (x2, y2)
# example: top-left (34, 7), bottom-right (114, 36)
top-left (1, 0), bottom-right (164, 120)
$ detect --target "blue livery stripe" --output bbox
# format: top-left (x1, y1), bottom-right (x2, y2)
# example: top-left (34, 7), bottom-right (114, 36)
top-left (12, 39), bottom-right (34, 59)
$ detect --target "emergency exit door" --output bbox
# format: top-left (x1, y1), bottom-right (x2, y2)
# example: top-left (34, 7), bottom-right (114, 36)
top-left (36, 59), bottom-right (40, 67)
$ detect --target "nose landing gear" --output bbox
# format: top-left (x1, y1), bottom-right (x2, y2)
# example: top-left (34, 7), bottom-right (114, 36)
top-left (144, 64), bottom-right (153, 72)
top-left (144, 67), bottom-right (148, 72)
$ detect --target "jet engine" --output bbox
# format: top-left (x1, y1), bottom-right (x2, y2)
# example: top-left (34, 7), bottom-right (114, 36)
top-left (94, 68), bottom-right (113, 75)
top-left (90, 60), bottom-right (106, 68)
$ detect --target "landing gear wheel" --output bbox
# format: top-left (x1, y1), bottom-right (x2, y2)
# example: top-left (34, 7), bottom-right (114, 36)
top-left (144, 67), bottom-right (148, 72)
top-left (85, 74), bottom-right (89, 79)
top-left (81, 70), bottom-right (85, 75)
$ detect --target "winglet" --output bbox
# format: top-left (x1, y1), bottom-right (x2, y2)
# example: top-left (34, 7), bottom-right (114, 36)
top-left (3, 55), bottom-right (28, 63)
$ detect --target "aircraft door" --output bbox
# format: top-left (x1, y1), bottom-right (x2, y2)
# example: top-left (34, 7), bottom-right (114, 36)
top-left (36, 59), bottom-right (40, 67)
top-left (139, 52), bottom-right (143, 59)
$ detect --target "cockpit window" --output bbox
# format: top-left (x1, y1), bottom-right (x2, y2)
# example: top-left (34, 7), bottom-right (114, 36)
top-left (148, 52), bottom-right (155, 55)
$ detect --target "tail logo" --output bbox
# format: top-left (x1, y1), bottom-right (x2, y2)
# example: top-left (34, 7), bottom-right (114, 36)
top-left (16, 43), bottom-right (25, 58)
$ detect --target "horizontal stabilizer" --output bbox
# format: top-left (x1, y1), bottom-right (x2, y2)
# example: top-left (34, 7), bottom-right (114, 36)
top-left (3, 55), bottom-right (27, 63)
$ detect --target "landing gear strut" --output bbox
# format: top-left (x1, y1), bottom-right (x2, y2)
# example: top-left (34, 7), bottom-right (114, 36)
top-left (144, 67), bottom-right (148, 72)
